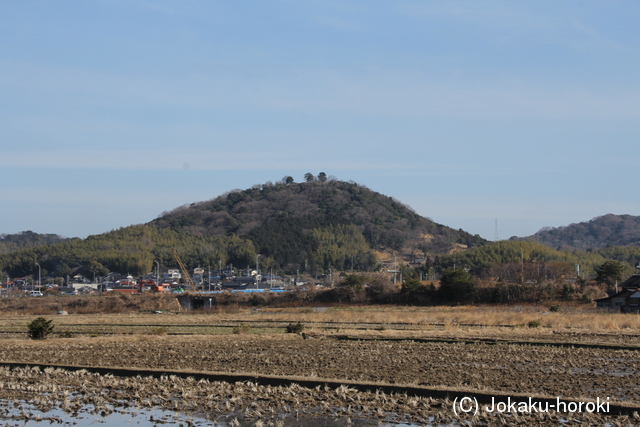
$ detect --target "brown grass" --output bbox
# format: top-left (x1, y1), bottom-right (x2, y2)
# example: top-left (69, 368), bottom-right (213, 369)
top-left (208, 304), bottom-right (640, 331)
top-left (0, 302), bottom-right (639, 339)
top-left (0, 293), bottom-right (180, 316)
top-left (2, 292), bottom-right (640, 334)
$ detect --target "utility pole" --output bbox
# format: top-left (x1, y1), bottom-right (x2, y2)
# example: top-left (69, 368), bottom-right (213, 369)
top-left (393, 252), bottom-right (397, 284)
top-left (256, 254), bottom-right (261, 289)
top-left (35, 263), bottom-right (41, 292)
top-left (521, 248), bottom-right (524, 284)
top-left (155, 260), bottom-right (160, 289)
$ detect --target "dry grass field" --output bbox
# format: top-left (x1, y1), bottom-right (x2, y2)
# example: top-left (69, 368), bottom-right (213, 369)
top-left (0, 298), bottom-right (639, 425)
top-left (6, 292), bottom-right (640, 331)
top-left (2, 300), bottom-right (640, 340)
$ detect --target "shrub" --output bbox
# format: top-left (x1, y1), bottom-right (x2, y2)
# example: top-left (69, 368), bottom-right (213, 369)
top-left (232, 324), bottom-right (250, 334)
top-left (342, 274), bottom-right (367, 292)
top-left (27, 317), bottom-right (54, 340)
top-left (316, 287), bottom-right (357, 304)
top-left (527, 320), bottom-right (541, 328)
top-left (549, 305), bottom-right (561, 312)
top-left (285, 322), bottom-right (305, 333)
top-left (401, 278), bottom-right (424, 294)
top-left (249, 293), bottom-right (268, 306)
top-left (150, 326), bottom-right (168, 335)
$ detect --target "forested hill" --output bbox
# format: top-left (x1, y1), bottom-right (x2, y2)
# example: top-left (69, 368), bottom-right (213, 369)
top-left (0, 178), bottom-right (485, 279)
top-left (151, 179), bottom-right (486, 272)
top-left (514, 214), bottom-right (640, 250)
top-left (0, 231), bottom-right (71, 255)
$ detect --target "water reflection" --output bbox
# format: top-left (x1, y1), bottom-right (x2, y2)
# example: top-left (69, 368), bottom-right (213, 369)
top-left (0, 400), bottom-right (424, 427)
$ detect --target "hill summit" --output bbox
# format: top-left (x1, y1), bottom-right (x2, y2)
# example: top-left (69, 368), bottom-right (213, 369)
top-left (151, 177), bottom-right (485, 273)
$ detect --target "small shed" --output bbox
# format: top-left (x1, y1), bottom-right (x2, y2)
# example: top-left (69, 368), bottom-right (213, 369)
top-left (175, 294), bottom-right (217, 311)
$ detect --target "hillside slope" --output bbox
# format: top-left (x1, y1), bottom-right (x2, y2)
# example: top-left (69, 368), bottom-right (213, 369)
top-left (151, 179), bottom-right (485, 271)
top-left (515, 214), bottom-right (640, 250)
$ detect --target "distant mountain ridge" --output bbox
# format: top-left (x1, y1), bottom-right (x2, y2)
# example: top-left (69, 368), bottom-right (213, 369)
top-left (514, 214), bottom-right (640, 250)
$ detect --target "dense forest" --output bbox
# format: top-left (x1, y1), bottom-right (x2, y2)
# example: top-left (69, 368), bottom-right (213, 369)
top-left (515, 214), bottom-right (640, 250)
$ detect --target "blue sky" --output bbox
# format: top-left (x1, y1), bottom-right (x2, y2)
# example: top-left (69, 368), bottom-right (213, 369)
top-left (1, 1), bottom-right (639, 240)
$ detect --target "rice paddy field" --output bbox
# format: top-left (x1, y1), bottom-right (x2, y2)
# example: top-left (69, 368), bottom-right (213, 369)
top-left (1, 302), bottom-right (640, 426)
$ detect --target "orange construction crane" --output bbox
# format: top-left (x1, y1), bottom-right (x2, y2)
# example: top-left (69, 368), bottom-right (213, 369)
top-left (171, 248), bottom-right (198, 293)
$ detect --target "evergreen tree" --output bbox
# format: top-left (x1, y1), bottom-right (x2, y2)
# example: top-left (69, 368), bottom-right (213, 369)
top-left (439, 268), bottom-right (475, 303)
top-left (594, 260), bottom-right (625, 287)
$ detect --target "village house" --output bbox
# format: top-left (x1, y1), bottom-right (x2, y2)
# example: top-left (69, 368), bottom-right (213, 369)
top-left (595, 274), bottom-right (640, 313)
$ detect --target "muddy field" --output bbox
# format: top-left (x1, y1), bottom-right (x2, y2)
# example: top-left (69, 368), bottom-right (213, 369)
top-left (1, 307), bottom-right (640, 425)
top-left (1, 333), bottom-right (639, 403)
top-left (2, 365), bottom-right (632, 427)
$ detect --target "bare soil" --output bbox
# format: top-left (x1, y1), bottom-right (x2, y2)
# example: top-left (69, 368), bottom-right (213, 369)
top-left (1, 365), bottom-right (630, 427)
top-left (0, 332), bottom-right (639, 403)
top-left (1, 306), bottom-right (640, 425)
